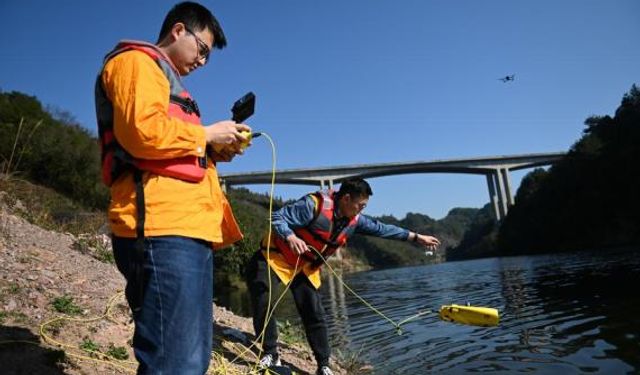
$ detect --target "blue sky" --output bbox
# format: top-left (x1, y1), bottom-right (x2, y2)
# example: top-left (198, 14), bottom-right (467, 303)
top-left (1, 1), bottom-right (638, 219)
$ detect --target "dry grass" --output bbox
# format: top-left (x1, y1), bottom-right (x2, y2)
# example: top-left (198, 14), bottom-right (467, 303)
top-left (0, 176), bottom-right (106, 236)
top-left (1, 117), bottom-right (43, 178)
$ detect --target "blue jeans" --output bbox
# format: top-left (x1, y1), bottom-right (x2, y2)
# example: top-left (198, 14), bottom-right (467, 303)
top-left (113, 236), bottom-right (214, 375)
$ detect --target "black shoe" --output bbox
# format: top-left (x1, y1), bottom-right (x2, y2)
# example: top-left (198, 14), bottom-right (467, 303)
top-left (258, 353), bottom-right (282, 369)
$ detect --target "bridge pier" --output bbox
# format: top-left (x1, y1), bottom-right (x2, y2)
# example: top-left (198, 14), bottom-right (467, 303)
top-left (220, 179), bottom-right (227, 193)
top-left (486, 168), bottom-right (514, 221)
top-left (501, 168), bottom-right (514, 206)
top-left (495, 169), bottom-right (508, 219)
top-left (486, 174), bottom-right (501, 221)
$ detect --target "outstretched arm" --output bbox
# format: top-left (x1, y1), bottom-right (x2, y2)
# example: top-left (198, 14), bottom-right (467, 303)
top-left (356, 214), bottom-right (441, 251)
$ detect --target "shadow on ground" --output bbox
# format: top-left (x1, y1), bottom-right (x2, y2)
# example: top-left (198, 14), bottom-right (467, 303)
top-left (0, 325), bottom-right (67, 375)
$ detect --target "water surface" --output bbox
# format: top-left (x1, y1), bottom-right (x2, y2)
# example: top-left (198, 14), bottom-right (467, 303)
top-left (217, 248), bottom-right (640, 374)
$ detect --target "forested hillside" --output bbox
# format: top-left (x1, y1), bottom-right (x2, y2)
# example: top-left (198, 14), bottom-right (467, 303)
top-left (0, 91), bottom-right (108, 209)
top-left (451, 85), bottom-right (640, 258)
top-left (497, 85), bottom-right (640, 254)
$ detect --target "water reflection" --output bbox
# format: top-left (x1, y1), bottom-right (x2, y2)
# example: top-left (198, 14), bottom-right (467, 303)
top-left (324, 268), bottom-right (350, 349)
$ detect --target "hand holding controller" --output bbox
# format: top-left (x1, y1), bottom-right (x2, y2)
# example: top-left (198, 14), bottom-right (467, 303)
top-left (210, 92), bottom-right (256, 154)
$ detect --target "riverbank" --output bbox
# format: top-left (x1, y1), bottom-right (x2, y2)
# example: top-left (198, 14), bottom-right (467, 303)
top-left (0, 207), bottom-right (350, 374)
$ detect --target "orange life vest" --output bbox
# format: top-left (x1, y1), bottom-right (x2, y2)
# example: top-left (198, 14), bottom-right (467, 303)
top-left (95, 40), bottom-right (207, 186)
top-left (270, 190), bottom-right (359, 268)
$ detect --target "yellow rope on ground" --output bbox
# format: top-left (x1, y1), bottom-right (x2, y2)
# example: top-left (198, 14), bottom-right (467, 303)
top-left (2, 290), bottom-right (260, 374)
top-left (38, 291), bottom-right (138, 373)
top-left (0, 291), bottom-right (137, 373)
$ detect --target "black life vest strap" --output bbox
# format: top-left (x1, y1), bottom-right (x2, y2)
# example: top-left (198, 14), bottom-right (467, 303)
top-left (131, 169), bottom-right (146, 313)
top-left (169, 94), bottom-right (207, 169)
top-left (170, 94), bottom-right (200, 117)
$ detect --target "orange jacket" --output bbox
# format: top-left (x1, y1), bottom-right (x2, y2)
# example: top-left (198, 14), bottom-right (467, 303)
top-left (100, 46), bottom-right (242, 248)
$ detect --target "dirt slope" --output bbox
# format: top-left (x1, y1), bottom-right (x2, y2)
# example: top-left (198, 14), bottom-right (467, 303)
top-left (0, 206), bottom-right (344, 375)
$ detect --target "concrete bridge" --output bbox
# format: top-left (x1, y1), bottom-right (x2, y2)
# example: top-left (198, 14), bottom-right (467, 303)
top-left (219, 152), bottom-right (566, 221)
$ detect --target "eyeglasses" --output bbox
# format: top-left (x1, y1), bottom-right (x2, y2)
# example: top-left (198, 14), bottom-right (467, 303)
top-left (184, 26), bottom-right (211, 63)
top-left (356, 202), bottom-right (367, 211)
top-left (349, 196), bottom-right (367, 211)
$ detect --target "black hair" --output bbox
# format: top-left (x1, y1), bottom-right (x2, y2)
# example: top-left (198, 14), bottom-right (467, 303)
top-left (336, 177), bottom-right (373, 199)
top-left (157, 1), bottom-right (227, 49)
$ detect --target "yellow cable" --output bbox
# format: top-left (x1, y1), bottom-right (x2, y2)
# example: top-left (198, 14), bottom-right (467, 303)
top-left (224, 132), bottom-right (308, 372)
top-left (259, 132), bottom-right (277, 368)
top-left (308, 246), bottom-right (397, 328)
top-left (0, 291), bottom-right (139, 373)
top-left (237, 133), bottom-right (430, 369)
top-left (38, 291), bottom-right (138, 372)
top-left (230, 257), bottom-right (302, 370)
top-left (308, 246), bottom-right (433, 334)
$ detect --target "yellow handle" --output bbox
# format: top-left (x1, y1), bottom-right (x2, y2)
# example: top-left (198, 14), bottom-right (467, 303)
top-left (213, 131), bottom-right (252, 153)
top-left (239, 130), bottom-right (252, 150)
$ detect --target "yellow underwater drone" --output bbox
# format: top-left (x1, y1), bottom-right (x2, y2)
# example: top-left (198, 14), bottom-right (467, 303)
top-left (439, 304), bottom-right (500, 327)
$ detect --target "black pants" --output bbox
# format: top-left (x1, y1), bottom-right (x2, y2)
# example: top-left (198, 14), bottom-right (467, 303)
top-left (245, 251), bottom-right (330, 367)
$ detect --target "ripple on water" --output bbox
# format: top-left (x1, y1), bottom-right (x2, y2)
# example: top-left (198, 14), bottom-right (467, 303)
top-left (322, 249), bottom-right (639, 374)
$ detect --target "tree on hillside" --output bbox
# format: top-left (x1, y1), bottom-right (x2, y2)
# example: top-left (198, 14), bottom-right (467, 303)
top-left (0, 90), bottom-right (108, 209)
top-left (447, 204), bottom-right (496, 260)
top-left (498, 85), bottom-right (640, 254)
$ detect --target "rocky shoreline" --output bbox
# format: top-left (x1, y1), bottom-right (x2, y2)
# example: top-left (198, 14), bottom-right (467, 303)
top-left (0, 208), bottom-right (348, 374)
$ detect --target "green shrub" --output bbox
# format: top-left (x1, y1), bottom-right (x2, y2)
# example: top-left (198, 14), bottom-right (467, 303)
top-left (79, 337), bottom-right (100, 357)
top-left (106, 343), bottom-right (129, 360)
top-left (52, 295), bottom-right (83, 315)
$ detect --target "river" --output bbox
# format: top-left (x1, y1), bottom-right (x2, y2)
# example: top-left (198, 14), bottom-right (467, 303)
top-left (216, 247), bottom-right (640, 374)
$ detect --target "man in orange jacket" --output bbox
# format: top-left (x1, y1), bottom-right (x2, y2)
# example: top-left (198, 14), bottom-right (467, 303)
top-left (95, 2), bottom-right (249, 373)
